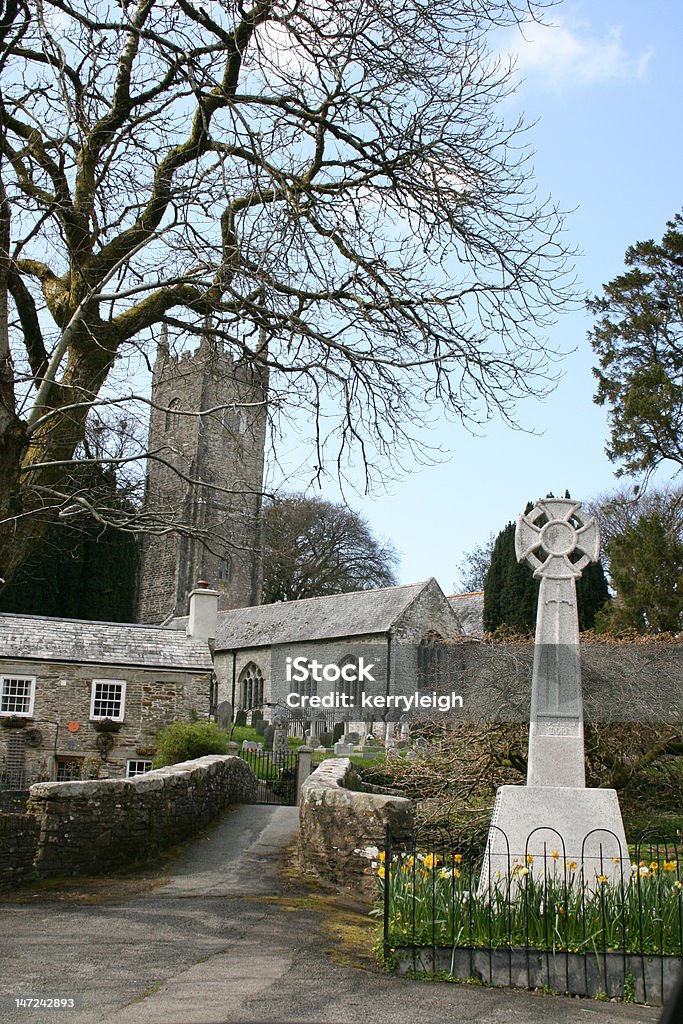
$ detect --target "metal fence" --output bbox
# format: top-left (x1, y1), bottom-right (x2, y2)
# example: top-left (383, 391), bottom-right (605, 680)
top-left (381, 823), bottom-right (683, 1004)
top-left (238, 748), bottom-right (299, 805)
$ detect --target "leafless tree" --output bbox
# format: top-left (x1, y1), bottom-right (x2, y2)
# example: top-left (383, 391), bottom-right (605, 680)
top-left (261, 492), bottom-right (398, 602)
top-left (0, 0), bottom-right (572, 589)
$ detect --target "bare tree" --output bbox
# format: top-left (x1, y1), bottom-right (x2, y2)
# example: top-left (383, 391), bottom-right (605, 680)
top-left (0, 0), bottom-right (572, 589)
top-left (261, 492), bottom-right (398, 602)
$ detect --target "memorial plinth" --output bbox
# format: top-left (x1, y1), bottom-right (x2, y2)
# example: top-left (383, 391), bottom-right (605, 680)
top-left (479, 499), bottom-right (630, 891)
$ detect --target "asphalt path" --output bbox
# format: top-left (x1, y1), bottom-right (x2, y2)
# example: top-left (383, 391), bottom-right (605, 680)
top-left (0, 805), bottom-right (662, 1024)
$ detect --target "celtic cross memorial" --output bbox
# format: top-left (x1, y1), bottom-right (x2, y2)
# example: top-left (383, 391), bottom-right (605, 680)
top-left (479, 497), bottom-right (630, 891)
top-left (515, 497), bottom-right (599, 788)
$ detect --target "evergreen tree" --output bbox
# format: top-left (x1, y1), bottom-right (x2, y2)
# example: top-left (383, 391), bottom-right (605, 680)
top-left (0, 459), bottom-right (138, 622)
top-left (483, 503), bottom-right (609, 633)
top-left (595, 512), bottom-right (683, 633)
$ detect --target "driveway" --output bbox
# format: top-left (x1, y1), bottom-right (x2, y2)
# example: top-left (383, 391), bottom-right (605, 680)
top-left (0, 805), bottom-right (662, 1024)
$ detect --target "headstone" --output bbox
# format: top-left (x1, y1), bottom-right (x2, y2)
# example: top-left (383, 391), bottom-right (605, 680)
top-left (333, 741), bottom-right (355, 756)
top-left (241, 739), bottom-right (262, 753)
top-left (480, 498), bottom-right (630, 892)
top-left (216, 701), bottom-right (232, 731)
top-left (344, 732), bottom-right (360, 745)
top-left (263, 723), bottom-right (275, 751)
top-left (272, 714), bottom-right (289, 765)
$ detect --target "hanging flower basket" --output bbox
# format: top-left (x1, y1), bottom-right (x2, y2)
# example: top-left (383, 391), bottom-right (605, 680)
top-left (92, 718), bottom-right (122, 733)
top-left (1, 715), bottom-right (30, 729)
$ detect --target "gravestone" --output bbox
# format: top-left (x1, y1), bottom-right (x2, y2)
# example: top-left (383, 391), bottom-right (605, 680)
top-left (216, 701), bottom-right (232, 731)
top-left (334, 741), bottom-right (355, 756)
top-left (272, 714), bottom-right (289, 766)
top-left (479, 498), bottom-right (630, 891)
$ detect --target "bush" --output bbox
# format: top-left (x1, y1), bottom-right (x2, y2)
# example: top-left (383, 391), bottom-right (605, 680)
top-left (152, 720), bottom-right (228, 767)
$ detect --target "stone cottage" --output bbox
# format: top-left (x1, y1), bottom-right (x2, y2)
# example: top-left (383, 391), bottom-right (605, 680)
top-left (0, 595), bottom-right (213, 785)
top-left (170, 578), bottom-right (464, 740)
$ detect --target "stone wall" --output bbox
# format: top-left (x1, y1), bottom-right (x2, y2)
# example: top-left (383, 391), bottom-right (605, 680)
top-left (28, 754), bottom-right (257, 878)
top-left (0, 813), bottom-right (39, 891)
top-left (298, 757), bottom-right (413, 894)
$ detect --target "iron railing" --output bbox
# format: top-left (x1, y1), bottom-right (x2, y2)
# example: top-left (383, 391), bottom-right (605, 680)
top-left (381, 823), bottom-right (683, 1004)
top-left (238, 748), bottom-right (299, 805)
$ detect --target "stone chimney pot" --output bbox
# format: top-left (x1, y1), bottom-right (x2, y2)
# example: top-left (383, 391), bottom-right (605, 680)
top-left (187, 581), bottom-right (219, 640)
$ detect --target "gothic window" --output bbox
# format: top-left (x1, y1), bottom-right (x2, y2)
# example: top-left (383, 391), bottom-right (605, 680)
top-left (218, 554), bottom-right (232, 585)
top-left (222, 407), bottom-right (247, 436)
top-left (338, 656), bottom-right (362, 705)
top-left (239, 663), bottom-right (264, 711)
top-left (165, 397), bottom-right (181, 432)
top-left (297, 665), bottom-right (317, 700)
top-left (417, 633), bottom-right (447, 691)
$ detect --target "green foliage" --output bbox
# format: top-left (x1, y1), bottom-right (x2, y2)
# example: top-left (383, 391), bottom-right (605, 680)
top-left (377, 853), bottom-right (683, 955)
top-left (152, 721), bottom-right (228, 767)
top-left (262, 493), bottom-right (398, 603)
top-left (483, 510), bottom-right (609, 633)
top-left (588, 210), bottom-right (683, 478)
top-left (0, 447), bottom-right (138, 622)
top-left (595, 511), bottom-right (683, 633)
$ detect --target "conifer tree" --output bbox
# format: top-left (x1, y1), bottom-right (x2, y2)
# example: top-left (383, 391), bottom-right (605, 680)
top-left (483, 502), bottom-right (609, 633)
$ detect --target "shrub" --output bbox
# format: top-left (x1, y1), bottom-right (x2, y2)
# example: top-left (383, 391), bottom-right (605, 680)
top-left (152, 720), bottom-right (228, 767)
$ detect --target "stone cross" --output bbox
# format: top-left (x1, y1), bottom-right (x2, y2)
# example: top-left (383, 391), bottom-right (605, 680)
top-left (515, 498), bottom-right (600, 788)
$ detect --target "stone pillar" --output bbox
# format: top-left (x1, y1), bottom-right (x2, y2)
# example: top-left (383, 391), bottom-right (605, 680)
top-left (296, 746), bottom-right (313, 806)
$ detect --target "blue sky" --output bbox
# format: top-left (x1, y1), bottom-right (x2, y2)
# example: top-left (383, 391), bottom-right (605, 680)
top-left (269, 0), bottom-right (683, 594)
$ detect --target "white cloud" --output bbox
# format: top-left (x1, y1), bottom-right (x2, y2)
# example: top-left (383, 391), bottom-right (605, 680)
top-left (503, 17), bottom-right (652, 89)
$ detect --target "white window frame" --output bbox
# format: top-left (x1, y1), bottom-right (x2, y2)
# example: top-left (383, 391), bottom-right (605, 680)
top-left (126, 759), bottom-right (152, 778)
top-left (0, 675), bottom-right (36, 717)
top-left (90, 679), bottom-right (127, 722)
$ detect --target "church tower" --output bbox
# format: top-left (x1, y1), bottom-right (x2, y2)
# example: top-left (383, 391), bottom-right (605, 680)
top-left (136, 328), bottom-right (267, 623)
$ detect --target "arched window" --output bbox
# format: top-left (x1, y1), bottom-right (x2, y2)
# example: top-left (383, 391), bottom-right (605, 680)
top-left (218, 554), bottom-right (232, 585)
top-left (338, 655), bottom-right (362, 706)
top-left (165, 397), bottom-right (181, 433)
top-left (239, 662), bottom-right (264, 711)
top-left (417, 633), bottom-right (447, 691)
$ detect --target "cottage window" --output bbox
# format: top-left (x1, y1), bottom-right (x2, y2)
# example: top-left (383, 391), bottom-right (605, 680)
top-left (0, 675), bottom-right (35, 717)
top-left (127, 760), bottom-right (153, 777)
top-left (90, 679), bottom-right (126, 721)
top-left (55, 758), bottom-right (82, 781)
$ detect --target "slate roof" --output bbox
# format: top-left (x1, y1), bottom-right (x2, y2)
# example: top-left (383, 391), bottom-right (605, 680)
top-left (170, 580), bottom-right (436, 650)
top-left (0, 613), bottom-right (213, 671)
top-left (448, 591), bottom-right (485, 637)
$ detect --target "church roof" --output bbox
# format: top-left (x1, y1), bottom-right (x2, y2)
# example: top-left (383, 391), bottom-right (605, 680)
top-left (447, 591), bottom-right (485, 637)
top-left (198, 580), bottom-right (438, 650)
top-left (0, 612), bottom-right (213, 671)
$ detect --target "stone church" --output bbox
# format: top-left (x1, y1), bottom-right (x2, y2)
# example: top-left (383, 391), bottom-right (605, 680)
top-left (136, 327), bottom-right (268, 623)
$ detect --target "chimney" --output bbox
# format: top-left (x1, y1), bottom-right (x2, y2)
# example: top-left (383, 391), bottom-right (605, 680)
top-left (186, 580), bottom-right (219, 640)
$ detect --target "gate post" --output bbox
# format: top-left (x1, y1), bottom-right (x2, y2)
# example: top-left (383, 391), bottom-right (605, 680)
top-left (296, 746), bottom-right (313, 806)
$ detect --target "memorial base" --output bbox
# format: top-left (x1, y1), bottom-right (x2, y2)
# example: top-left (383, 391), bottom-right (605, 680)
top-left (479, 785), bottom-right (631, 894)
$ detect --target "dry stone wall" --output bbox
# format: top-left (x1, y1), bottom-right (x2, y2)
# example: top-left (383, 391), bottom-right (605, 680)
top-left (27, 754), bottom-right (257, 878)
top-left (0, 812), bottom-right (40, 891)
top-left (299, 757), bottom-right (413, 894)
